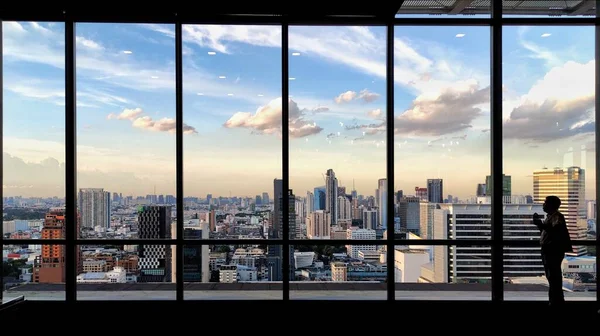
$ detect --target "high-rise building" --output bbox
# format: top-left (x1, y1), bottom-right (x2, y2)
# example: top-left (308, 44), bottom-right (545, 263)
top-left (137, 205), bottom-right (172, 282)
top-left (485, 174), bottom-right (512, 198)
top-left (33, 208), bottom-right (67, 283)
top-left (78, 188), bottom-right (111, 229)
top-left (476, 183), bottom-right (486, 197)
top-left (419, 202), bottom-right (437, 239)
top-left (399, 196), bottom-right (420, 234)
top-left (313, 186), bottom-right (326, 211)
top-left (262, 192), bottom-right (270, 205)
top-left (533, 167), bottom-right (587, 256)
top-left (306, 191), bottom-right (314, 217)
top-left (415, 187), bottom-right (427, 201)
top-left (307, 210), bottom-right (331, 239)
top-left (180, 224), bottom-right (210, 282)
top-left (325, 169), bottom-right (338, 224)
top-left (273, 179), bottom-right (283, 237)
top-left (427, 179), bottom-right (443, 203)
top-left (362, 210), bottom-right (378, 230)
top-left (337, 195), bottom-right (352, 221)
top-left (432, 203), bottom-right (544, 283)
top-left (377, 178), bottom-right (387, 229)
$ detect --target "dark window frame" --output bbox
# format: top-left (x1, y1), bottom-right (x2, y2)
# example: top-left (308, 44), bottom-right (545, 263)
top-left (1, 1), bottom-right (599, 303)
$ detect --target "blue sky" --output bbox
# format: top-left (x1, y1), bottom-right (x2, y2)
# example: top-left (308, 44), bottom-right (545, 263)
top-left (2, 23), bottom-right (595, 200)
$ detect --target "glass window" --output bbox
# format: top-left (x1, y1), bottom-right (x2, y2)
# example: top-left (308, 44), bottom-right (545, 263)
top-left (394, 26), bottom-right (491, 240)
top-left (181, 24), bottom-right (282, 240)
top-left (75, 23), bottom-right (176, 240)
top-left (289, 26), bottom-right (388, 240)
top-left (3, 22), bottom-right (65, 241)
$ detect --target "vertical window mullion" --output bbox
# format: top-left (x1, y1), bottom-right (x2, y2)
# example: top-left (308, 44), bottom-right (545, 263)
top-left (282, 22), bottom-right (290, 301)
top-left (175, 19), bottom-right (184, 302)
top-left (490, 0), bottom-right (504, 303)
top-left (65, 16), bottom-right (77, 303)
top-left (386, 22), bottom-right (395, 302)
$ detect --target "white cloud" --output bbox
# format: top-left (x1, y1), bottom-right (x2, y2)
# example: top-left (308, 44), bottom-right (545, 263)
top-left (334, 89), bottom-right (380, 104)
top-left (107, 107), bottom-right (143, 120)
top-left (76, 36), bottom-right (104, 50)
top-left (107, 107), bottom-right (198, 134)
top-left (503, 60), bottom-right (594, 141)
top-left (368, 108), bottom-right (383, 119)
top-left (395, 80), bottom-right (490, 136)
top-left (224, 97), bottom-right (323, 138)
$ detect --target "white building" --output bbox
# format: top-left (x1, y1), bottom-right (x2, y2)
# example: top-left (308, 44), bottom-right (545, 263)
top-left (346, 228), bottom-right (377, 259)
top-left (76, 267), bottom-right (127, 283)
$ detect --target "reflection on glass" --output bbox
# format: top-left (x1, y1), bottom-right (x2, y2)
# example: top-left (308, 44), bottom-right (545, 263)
top-left (182, 25), bottom-right (282, 240)
top-left (395, 0), bottom-right (490, 18)
top-left (502, 0), bottom-right (596, 18)
top-left (75, 23), bottom-right (176, 239)
top-left (393, 26), bottom-right (491, 240)
top-left (502, 26), bottom-right (595, 246)
top-left (289, 26), bottom-right (387, 240)
top-left (184, 244), bottom-right (283, 300)
top-left (76, 244), bottom-right (175, 300)
top-left (3, 22), bottom-right (66, 240)
top-left (394, 244), bottom-right (491, 300)
top-left (3, 243), bottom-right (66, 300)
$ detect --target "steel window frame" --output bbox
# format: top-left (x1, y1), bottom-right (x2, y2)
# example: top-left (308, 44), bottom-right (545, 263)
top-left (1, 2), bottom-right (598, 303)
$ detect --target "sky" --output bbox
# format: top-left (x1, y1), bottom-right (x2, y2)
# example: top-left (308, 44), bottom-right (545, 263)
top-left (1, 22), bottom-right (595, 200)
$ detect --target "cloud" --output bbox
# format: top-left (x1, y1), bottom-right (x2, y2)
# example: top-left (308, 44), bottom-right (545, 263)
top-left (503, 60), bottom-right (594, 142)
top-left (107, 108), bottom-right (143, 120)
top-left (395, 80), bottom-right (490, 136)
top-left (311, 106), bottom-right (330, 113)
top-left (107, 108), bottom-right (198, 134)
top-left (223, 98), bottom-right (323, 138)
top-left (367, 108), bottom-right (383, 119)
top-left (76, 36), bottom-right (104, 51)
top-left (334, 89), bottom-right (380, 104)
top-left (3, 22), bottom-right (268, 105)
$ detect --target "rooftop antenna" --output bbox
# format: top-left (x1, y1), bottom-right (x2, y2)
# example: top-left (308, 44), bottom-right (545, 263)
top-left (353, 179), bottom-right (355, 191)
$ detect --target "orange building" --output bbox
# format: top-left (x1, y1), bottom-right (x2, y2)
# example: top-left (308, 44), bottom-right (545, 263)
top-left (32, 208), bottom-right (82, 283)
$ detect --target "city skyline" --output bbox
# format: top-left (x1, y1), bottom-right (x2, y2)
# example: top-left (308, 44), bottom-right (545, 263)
top-left (2, 23), bottom-right (595, 199)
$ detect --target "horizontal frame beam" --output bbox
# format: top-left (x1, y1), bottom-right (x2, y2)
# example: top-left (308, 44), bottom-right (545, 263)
top-left (3, 239), bottom-right (597, 246)
top-left (0, 12), bottom-right (597, 26)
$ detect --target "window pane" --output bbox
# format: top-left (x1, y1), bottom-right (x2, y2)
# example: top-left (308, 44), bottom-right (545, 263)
top-left (394, 26), bottom-right (491, 239)
top-left (503, 245), bottom-right (596, 301)
top-left (289, 26), bottom-right (387, 240)
top-left (395, 244), bottom-right (491, 300)
top-left (184, 244), bottom-right (283, 300)
top-left (503, 0), bottom-right (596, 17)
top-left (3, 22), bottom-right (65, 240)
top-left (290, 244), bottom-right (387, 300)
top-left (396, 0), bottom-right (491, 18)
top-left (502, 26), bottom-right (595, 248)
top-left (3, 243), bottom-right (66, 301)
top-left (75, 23), bottom-right (176, 239)
top-left (182, 24), bottom-right (282, 240)
top-left (76, 244), bottom-right (175, 300)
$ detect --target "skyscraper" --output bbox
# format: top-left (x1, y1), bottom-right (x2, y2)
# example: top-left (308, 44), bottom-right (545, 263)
top-left (533, 167), bottom-right (587, 256)
top-left (325, 169), bottom-right (338, 225)
top-left (427, 179), bottom-right (443, 203)
top-left (485, 175), bottom-right (512, 198)
top-left (313, 186), bottom-right (326, 211)
top-left (78, 188), bottom-right (111, 229)
top-left (377, 178), bottom-right (387, 229)
top-left (137, 205), bottom-right (172, 282)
